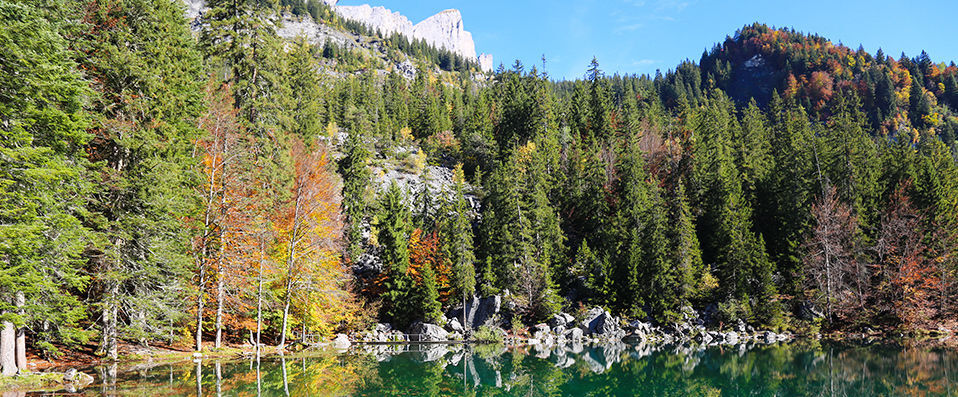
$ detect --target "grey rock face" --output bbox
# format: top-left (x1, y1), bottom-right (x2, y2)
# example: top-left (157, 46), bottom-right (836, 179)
top-left (565, 327), bottom-right (584, 341)
top-left (332, 5), bottom-right (492, 71)
top-left (587, 310), bottom-right (619, 335)
top-left (409, 322), bottom-right (449, 342)
top-left (448, 295), bottom-right (501, 330)
top-left (548, 312), bottom-right (574, 328)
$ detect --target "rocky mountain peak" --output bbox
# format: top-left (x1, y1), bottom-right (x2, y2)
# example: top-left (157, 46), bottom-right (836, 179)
top-left (334, 3), bottom-right (491, 71)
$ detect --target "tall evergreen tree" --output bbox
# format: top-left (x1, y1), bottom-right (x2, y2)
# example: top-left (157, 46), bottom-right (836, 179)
top-left (0, 0), bottom-right (92, 372)
top-left (79, 0), bottom-right (205, 359)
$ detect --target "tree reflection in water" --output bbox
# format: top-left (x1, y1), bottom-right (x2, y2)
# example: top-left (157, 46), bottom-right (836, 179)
top-left (89, 341), bottom-right (957, 396)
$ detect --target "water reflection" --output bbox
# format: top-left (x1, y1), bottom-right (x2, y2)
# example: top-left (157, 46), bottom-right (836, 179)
top-left (67, 341), bottom-right (957, 396)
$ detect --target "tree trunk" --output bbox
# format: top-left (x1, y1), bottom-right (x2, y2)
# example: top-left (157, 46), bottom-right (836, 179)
top-left (195, 262), bottom-right (205, 352)
top-left (256, 250), bottom-right (263, 359)
top-left (278, 293), bottom-right (290, 350)
top-left (101, 281), bottom-right (119, 361)
top-left (215, 136), bottom-right (229, 351)
top-left (194, 358), bottom-right (202, 397)
top-left (1, 314), bottom-right (16, 376)
top-left (214, 251), bottom-right (225, 349)
top-left (278, 185), bottom-right (303, 351)
top-left (15, 291), bottom-right (26, 373)
top-left (300, 321), bottom-right (306, 345)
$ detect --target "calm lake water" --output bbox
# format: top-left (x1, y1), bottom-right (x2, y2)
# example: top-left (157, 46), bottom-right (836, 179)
top-left (62, 341), bottom-right (957, 396)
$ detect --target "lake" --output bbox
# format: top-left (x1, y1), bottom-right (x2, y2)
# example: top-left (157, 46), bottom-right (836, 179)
top-left (61, 341), bottom-right (957, 396)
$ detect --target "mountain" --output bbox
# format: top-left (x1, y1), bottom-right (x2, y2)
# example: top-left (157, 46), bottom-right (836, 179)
top-left (183, 0), bottom-right (493, 72)
top-left (655, 23), bottom-right (958, 141)
top-left (331, 3), bottom-right (493, 72)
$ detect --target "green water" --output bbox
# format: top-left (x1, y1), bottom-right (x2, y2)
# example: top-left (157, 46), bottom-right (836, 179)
top-left (68, 341), bottom-right (957, 396)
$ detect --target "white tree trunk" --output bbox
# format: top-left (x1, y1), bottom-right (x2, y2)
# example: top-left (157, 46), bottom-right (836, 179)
top-left (278, 296), bottom-right (290, 350)
top-left (15, 291), bottom-right (26, 373)
top-left (101, 281), bottom-right (119, 361)
top-left (215, 264), bottom-right (224, 349)
top-left (1, 316), bottom-right (16, 376)
top-left (196, 261), bottom-right (206, 352)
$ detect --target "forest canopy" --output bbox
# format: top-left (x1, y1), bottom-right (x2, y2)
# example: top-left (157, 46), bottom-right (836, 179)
top-left (1, 0), bottom-right (956, 375)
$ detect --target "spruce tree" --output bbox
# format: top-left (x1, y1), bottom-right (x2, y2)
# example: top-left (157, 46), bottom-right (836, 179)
top-left (378, 182), bottom-right (415, 329)
top-left (440, 164), bottom-right (476, 301)
top-left (79, 0), bottom-right (205, 359)
top-left (0, 0), bottom-right (92, 369)
top-left (340, 130), bottom-right (371, 262)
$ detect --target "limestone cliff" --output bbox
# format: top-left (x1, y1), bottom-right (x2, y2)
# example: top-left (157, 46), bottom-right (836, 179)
top-left (334, 4), bottom-right (492, 71)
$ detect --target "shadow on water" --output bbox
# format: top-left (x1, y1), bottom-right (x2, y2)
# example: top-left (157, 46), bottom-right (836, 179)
top-left (43, 341), bottom-right (958, 396)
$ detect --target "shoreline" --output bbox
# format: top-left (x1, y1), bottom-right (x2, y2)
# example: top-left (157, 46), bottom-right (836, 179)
top-left (1, 331), bottom-right (954, 393)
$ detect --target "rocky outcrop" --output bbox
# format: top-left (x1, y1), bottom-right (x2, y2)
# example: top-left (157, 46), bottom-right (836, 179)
top-left (409, 322), bottom-right (449, 342)
top-left (333, 5), bottom-right (492, 71)
top-left (448, 295), bottom-right (501, 330)
top-left (412, 9), bottom-right (476, 60)
top-left (479, 54), bottom-right (494, 73)
top-left (334, 4), bottom-right (413, 38)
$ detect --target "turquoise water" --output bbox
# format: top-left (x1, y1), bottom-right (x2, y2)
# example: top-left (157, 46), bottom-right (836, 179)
top-left (71, 341), bottom-right (957, 396)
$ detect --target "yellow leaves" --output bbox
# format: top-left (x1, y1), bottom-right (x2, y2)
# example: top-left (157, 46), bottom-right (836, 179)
top-left (410, 148), bottom-right (426, 175)
top-left (517, 141), bottom-right (537, 162)
top-left (399, 126), bottom-right (413, 142)
top-left (325, 121), bottom-right (338, 142)
top-left (452, 163), bottom-right (466, 185)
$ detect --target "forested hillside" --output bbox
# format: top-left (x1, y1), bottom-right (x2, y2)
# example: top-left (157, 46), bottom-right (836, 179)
top-left (1, 0), bottom-right (956, 373)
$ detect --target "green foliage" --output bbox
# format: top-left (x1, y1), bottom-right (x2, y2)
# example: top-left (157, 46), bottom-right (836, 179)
top-left (0, 0), bottom-right (93, 352)
top-left (473, 325), bottom-right (506, 343)
top-left (377, 182), bottom-right (416, 329)
top-left (340, 130), bottom-right (371, 262)
top-left (79, 0), bottom-right (205, 353)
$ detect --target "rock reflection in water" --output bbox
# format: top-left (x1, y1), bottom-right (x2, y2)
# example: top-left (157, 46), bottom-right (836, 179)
top-left (72, 341), bottom-right (958, 396)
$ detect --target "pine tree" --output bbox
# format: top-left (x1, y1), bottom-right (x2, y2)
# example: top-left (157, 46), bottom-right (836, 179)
top-left (823, 90), bottom-right (882, 232)
top-left (666, 183), bottom-right (707, 305)
top-left (587, 58), bottom-right (613, 142)
top-left (692, 92), bottom-right (777, 324)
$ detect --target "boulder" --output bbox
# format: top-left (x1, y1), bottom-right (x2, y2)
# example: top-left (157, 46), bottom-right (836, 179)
top-left (548, 312), bottom-right (575, 328)
top-left (332, 333), bottom-right (351, 349)
top-left (63, 369), bottom-right (94, 387)
top-left (565, 327), bottom-right (584, 341)
top-left (582, 308), bottom-right (622, 336)
top-left (735, 319), bottom-right (747, 333)
top-left (534, 323), bottom-right (551, 335)
top-left (762, 331), bottom-right (777, 344)
top-left (446, 318), bottom-right (464, 333)
top-left (701, 332), bottom-right (713, 344)
top-left (409, 322), bottom-right (450, 342)
top-left (627, 320), bottom-right (652, 334)
top-left (724, 331), bottom-right (739, 344)
top-left (580, 307), bottom-right (604, 330)
top-left (593, 313), bottom-right (619, 335)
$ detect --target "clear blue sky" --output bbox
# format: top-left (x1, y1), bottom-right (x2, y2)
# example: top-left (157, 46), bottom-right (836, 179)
top-left (336, 0), bottom-right (957, 81)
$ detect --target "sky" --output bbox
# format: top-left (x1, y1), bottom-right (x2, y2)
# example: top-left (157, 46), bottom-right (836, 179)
top-left (335, 0), bottom-right (958, 81)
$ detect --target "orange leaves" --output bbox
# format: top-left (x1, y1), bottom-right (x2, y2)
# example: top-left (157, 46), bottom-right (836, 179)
top-left (408, 229), bottom-right (453, 302)
top-left (875, 182), bottom-right (940, 329)
top-left (808, 71), bottom-right (834, 110)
